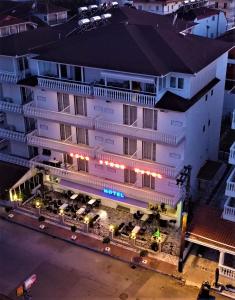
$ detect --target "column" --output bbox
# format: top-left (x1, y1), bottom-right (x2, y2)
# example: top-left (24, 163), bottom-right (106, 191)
top-left (219, 251), bottom-right (225, 266)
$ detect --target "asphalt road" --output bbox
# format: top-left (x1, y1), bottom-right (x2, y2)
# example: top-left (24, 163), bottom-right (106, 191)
top-left (0, 219), bottom-right (228, 300)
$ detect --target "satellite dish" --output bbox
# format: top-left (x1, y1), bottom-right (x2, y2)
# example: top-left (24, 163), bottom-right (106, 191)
top-left (78, 18), bottom-right (90, 26)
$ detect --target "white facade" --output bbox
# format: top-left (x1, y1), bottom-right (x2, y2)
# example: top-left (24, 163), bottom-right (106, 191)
top-left (0, 46), bottom-right (228, 223)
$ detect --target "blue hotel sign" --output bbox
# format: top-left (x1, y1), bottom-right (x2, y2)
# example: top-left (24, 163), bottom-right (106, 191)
top-left (103, 188), bottom-right (125, 198)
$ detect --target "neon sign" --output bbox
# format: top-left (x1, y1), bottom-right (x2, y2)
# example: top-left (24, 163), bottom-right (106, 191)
top-left (103, 188), bottom-right (125, 198)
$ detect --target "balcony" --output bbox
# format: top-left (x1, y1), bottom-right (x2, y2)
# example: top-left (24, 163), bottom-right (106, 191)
top-left (225, 168), bottom-right (235, 197)
top-left (223, 197), bottom-right (235, 222)
top-left (219, 265), bottom-right (235, 280)
top-left (38, 77), bottom-right (91, 96)
top-left (229, 142), bottom-right (235, 165)
top-left (95, 119), bottom-right (185, 145)
top-left (0, 127), bottom-right (26, 142)
top-left (0, 152), bottom-right (29, 167)
top-left (30, 158), bottom-right (181, 207)
top-left (96, 151), bottom-right (181, 179)
top-left (0, 71), bottom-right (24, 84)
top-left (27, 131), bottom-right (96, 158)
top-left (93, 85), bottom-right (156, 107)
top-left (0, 99), bottom-right (22, 114)
top-left (23, 102), bottom-right (94, 128)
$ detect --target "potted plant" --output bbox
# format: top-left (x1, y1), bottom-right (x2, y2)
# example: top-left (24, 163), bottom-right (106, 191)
top-left (38, 215), bottom-right (46, 229)
top-left (102, 236), bottom-right (111, 253)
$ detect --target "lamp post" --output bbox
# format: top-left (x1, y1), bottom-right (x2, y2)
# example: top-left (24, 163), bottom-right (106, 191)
top-left (109, 224), bottom-right (115, 239)
top-left (59, 208), bottom-right (64, 224)
top-left (35, 200), bottom-right (41, 216)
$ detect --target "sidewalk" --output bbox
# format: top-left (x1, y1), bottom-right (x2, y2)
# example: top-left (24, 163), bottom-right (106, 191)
top-left (0, 209), bottom-right (180, 279)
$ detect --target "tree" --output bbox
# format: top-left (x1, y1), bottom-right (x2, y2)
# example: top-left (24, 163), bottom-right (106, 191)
top-left (139, 250), bottom-right (148, 258)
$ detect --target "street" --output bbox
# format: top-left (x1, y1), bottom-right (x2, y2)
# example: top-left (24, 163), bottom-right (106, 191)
top-left (0, 219), bottom-right (228, 300)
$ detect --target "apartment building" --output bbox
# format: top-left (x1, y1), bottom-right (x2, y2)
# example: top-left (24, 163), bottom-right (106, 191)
top-left (132, 0), bottom-right (211, 15)
top-left (0, 7), bottom-right (231, 226)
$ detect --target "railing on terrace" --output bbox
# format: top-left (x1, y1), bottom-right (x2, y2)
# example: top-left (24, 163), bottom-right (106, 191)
top-left (38, 77), bottom-right (91, 96)
top-left (0, 128), bottom-right (26, 142)
top-left (30, 158), bottom-right (180, 207)
top-left (23, 102), bottom-right (94, 128)
top-left (0, 71), bottom-right (24, 84)
top-left (229, 142), bottom-right (235, 165)
top-left (223, 197), bottom-right (235, 222)
top-left (95, 119), bottom-right (184, 145)
top-left (225, 168), bottom-right (235, 197)
top-left (0, 152), bottom-right (30, 167)
top-left (0, 100), bottom-right (22, 114)
top-left (219, 265), bottom-right (235, 280)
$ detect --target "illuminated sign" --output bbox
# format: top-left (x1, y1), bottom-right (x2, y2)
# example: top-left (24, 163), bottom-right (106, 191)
top-left (103, 188), bottom-right (125, 198)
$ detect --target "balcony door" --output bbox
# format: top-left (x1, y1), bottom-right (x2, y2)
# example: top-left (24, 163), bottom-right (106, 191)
top-left (123, 104), bottom-right (137, 126)
top-left (60, 64), bottom-right (67, 79)
top-left (60, 124), bottom-right (72, 142)
top-left (57, 93), bottom-right (70, 113)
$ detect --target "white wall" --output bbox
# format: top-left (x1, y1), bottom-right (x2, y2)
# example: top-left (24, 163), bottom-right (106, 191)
top-left (0, 56), bottom-right (15, 72)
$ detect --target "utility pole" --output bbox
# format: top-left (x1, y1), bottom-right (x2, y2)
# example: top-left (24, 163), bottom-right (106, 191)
top-left (176, 165), bottom-right (192, 273)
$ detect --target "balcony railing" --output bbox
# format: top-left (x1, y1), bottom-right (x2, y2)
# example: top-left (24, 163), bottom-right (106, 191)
top-left (27, 131), bottom-right (96, 158)
top-left (225, 168), bottom-right (235, 198)
top-left (23, 103), bottom-right (94, 128)
top-left (95, 119), bottom-right (184, 145)
top-left (223, 197), bottom-right (235, 222)
top-left (96, 151), bottom-right (181, 178)
top-left (229, 142), bottom-right (235, 165)
top-left (219, 265), bottom-right (235, 280)
top-left (0, 152), bottom-right (30, 167)
top-left (0, 71), bottom-right (24, 84)
top-left (38, 77), bottom-right (91, 96)
top-left (93, 85), bottom-right (156, 107)
top-left (30, 158), bottom-right (180, 207)
top-left (0, 100), bottom-right (22, 114)
top-left (0, 128), bottom-right (26, 142)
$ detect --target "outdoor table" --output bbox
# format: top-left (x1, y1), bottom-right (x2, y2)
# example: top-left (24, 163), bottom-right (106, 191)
top-left (76, 207), bottom-right (86, 215)
top-left (131, 225), bottom-right (141, 235)
top-left (70, 194), bottom-right (78, 200)
top-left (140, 214), bottom-right (149, 222)
top-left (87, 198), bottom-right (96, 205)
top-left (59, 203), bottom-right (68, 210)
top-left (48, 159), bottom-right (61, 168)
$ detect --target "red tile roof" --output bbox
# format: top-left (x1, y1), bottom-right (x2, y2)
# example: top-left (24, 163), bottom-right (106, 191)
top-left (188, 205), bottom-right (235, 252)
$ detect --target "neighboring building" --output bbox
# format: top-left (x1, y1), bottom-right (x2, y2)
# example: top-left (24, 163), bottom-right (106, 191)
top-left (214, 0), bottom-right (235, 29)
top-left (0, 7), bottom-right (231, 227)
top-left (218, 28), bottom-right (235, 117)
top-left (33, 2), bottom-right (68, 26)
top-left (178, 7), bottom-right (227, 38)
top-left (0, 15), bottom-right (37, 37)
top-left (133, 0), bottom-right (211, 15)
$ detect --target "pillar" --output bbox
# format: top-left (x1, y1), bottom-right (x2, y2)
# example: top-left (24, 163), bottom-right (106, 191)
top-left (219, 252), bottom-right (225, 266)
top-left (176, 200), bottom-right (183, 228)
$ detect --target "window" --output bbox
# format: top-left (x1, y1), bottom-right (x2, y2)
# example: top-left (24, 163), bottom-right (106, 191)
top-left (178, 78), bottom-right (184, 89)
top-left (123, 137), bottom-right (137, 156)
top-left (124, 169), bottom-right (137, 184)
top-left (77, 158), bottom-right (88, 172)
top-left (170, 76), bottom-right (176, 88)
top-left (42, 149), bottom-right (51, 156)
top-left (60, 64), bottom-right (67, 78)
top-left (21, 87), bottom-right (33, 104)
top-left (60, 124), bottom-right (72, 141)
top-left (74, 96), bottom-right (87, 116)
top-left (64, 153), bottom-right (73, 165)
top-left (205, 94), bottom-right (208, 101)
top-left (212, 16), bottom-right (215, 21)
top-left (57, 93), bottom-right (70, 112)
top-left (211, 89), bottom-right (214, 96)
top-left (156, 5), bottom-right (159, 10)
top-left (76, 127), bottom-right (88, 145)
top-left (210, 33), bottom-right (214, 38)
top-left (143, 108), bottom-right (157, 130)
top-left (142, 174), bottom-right (155, 190)
top-left (208, 120), bottom-right (211, 127)
top-left (203, 125), bottom-right (206, 132)
top-left (142, 141), bottom-right (156, 161)
top-left (224, 3), bottom-right (227, 9)
top-left (18, 57), bottom-right (28, 71)
top-left (123, 104), bottom-right (137, 126)
top-left (158, 77), bottom-right (166, 92)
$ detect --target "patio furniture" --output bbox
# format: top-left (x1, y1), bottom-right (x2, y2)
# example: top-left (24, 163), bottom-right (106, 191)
top-left (70, 193), bottom-right (78, 200)
top-left (131, 225), bottom-right (141, 235)
top-left (59, 203), bottom-right (68, 210)
top-left (76, 206), bottom-right (86, 215)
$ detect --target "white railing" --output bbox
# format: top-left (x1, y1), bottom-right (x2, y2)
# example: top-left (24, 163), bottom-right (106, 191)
top-left (95, 119), bottom-right (184, 145)
top-left (23, 103), bottom-right (94, 128)
top-left (229, 142), bottom-right (235, 165)
top-left (232, 111), bottom-right (235, 130)
top-left (219, 265), bottom-right (235, 280)
top-left (38, 77), bottom-right (91, 96)
top-left (0, 128), bottom-right (26, 142)
top-left (223, 197), bottom-right (235, 222)
top-left (96, 151), bottom-right (181, 178)
top-left (30, 159), bottom-right (179, 207)
top-left (0, 100), bottom-right (22, 114)
top-left (225, 168), bottom-right (235, 197)
top-left (0, 152), bottom-right (30, 167)
top-left (27, 132), bottom-right (95, 158)
top-left (93, 86), bottom-right (156, 107)
top-left (0, 71), bottom-right (24, 84)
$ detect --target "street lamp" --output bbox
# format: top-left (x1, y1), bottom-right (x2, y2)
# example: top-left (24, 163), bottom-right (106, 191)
top-left (109, 224), bottom-right (115, 239)
top-left (59, 208), bottom-right (64, 224)
top-left (84, 216), bottom-right (90, 232)
top-left (35, 200), bottom-right (41, 215)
